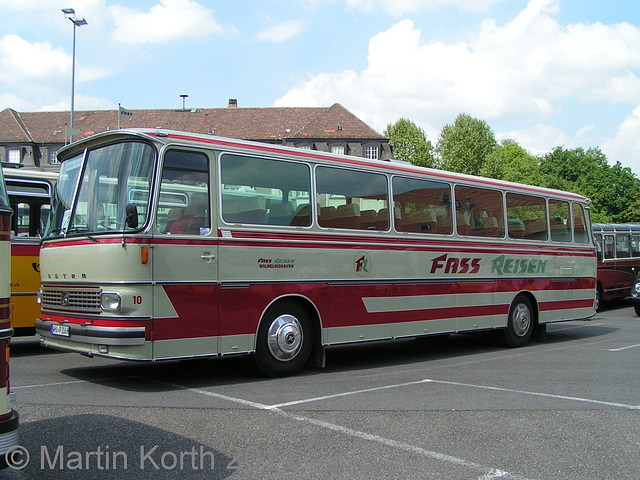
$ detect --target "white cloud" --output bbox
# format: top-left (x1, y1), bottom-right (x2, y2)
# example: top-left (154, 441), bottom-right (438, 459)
top-left (275, 0), bottom-right (640, 145)
top-left (345, 0), bottom-right (504, 16)
top-left (109, 0), bottom-right (224, 45)
top-left (602, 106), bottom-right (640, 175)
top-left (575, 125), bottom-right (595, 139)
top-left (39, 95), bottom-right (113, 112)
top-left (257, 20), bottom-right (307, 43)
top-left (497, 124), bottom-right (568, 156)
top-left (0, 33), bottom-right (113, 90)
top-left (0, 0), bottom-right (103, 11)
top-left (0, 34), bottom-right (69, 91)
top-left (0, 92), bottom-right (31, 111)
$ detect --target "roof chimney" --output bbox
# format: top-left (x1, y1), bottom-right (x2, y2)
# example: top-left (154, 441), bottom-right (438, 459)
top-left (228, 98), bottom-right (238, 108)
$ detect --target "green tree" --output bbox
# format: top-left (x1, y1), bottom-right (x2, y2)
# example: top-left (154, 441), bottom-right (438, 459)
top-left (384, 118), bottom-right (436, 168)
top-left (436, 113), bottom-right (497, 175)
top-left (539, 146), bottom-right (640, 222)
top-left (480, 139), bottom-right (542, 185)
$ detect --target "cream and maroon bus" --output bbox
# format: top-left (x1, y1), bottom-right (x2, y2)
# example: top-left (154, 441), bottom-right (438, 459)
top-left (0, 166), bottom-right (19, 467)
top-left (35, 129), bottom-right (597, 376)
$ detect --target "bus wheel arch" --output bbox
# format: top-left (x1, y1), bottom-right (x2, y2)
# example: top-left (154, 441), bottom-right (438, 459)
top-left (253, 296), bottom-right (321, 377)
top-left (498, 292), bottom-right (537, 348)
top-left (595, 282), bottom-right (603, 311)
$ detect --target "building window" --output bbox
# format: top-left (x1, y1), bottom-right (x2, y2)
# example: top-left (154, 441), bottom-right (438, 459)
top-left (298, 145), bottom-right (312, 150)
top-left (331, 145), bottom-right (345, 155)
top-left (7, 149), bottom-right (20, 164)
top-left (365, 146), bottom-right (379, 160)
top-left (49, 151), bottom-right (59, 164)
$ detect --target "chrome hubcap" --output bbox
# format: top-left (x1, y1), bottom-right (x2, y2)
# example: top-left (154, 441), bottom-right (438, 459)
top-left (512, 303), bottom-right (531, 337)
top-left (267, 314), bottom-right (303, 361)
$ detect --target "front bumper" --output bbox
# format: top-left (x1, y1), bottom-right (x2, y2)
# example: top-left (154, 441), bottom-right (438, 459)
top-left (35, 318), bottom-right (146, 346)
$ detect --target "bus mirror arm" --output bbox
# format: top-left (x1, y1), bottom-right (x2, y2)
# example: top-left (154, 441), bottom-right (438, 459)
top-left (122, 204), bottom-right (138, 248)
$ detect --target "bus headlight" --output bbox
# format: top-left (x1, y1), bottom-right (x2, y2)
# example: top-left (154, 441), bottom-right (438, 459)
top-left (37, 288), bottom-right (42, 305)
top-left (100, 292), bottom-right (122, 312)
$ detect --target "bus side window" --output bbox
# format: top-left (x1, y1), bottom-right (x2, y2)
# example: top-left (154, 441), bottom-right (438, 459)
top-left (157, 150), bottom-right (210, 235)
top-left (616, 233), bottom-right (630, 258)
top-left (603, 235), bottom-right (615, 259)
top-left (573, 203), bottom-right (589, 244)
top-left (392, 176), bottom-right (452, 235)
top-left (316, 167), bottom-right (388, 231)
top-left (39, 204), bottom-right (51, 236)
top-left (16, 202), bottom-right (30, 237)
top-left (594, 234), bottom-right (603, 262)
top-left (506, 192), bottom-right (547, 241)
top-left (454, 186), bottom-right (504, 238)
top-left (220, 154), bottom-right (311, 227)
top-left (549, 199), bottom-right (571, 242)
top-left (632, 234), bottom-right (640, 257)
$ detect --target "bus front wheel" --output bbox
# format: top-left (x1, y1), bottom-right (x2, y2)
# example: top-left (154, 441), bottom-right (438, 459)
top-left (499, 295), bottom-right (534, 347)
top-left (254, 301), bottom-right (313, 377)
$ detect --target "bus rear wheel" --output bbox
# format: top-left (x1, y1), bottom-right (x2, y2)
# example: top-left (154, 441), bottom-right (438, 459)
top-left (254, 301), bottom-right (313, 377)
top-left (499, 295), bottom-right (534, 347)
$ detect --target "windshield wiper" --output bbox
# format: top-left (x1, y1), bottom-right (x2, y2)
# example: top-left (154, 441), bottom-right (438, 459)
top-left (65, 227), bottom-right (98, 243)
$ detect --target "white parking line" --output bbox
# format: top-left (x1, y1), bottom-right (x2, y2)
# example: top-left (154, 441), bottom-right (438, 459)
top-left (270, 378), bottom-right (433, 408)
top-left (153, 378), bottom-right (534, 480)
top-left (251, 377), bottom-right (640, 411)
top-left (14, 376), bottom-right (131, 390)
top-left (607, 343), bottom-right (640, 352)
top-left (428, 379), bottom-right (640, 410)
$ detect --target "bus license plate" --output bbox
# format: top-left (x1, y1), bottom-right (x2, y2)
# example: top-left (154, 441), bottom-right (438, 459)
top-left (51, 324), bottom-right (70, 337)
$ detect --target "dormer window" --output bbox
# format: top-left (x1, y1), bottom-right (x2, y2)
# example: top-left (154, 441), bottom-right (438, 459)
top-left (365, 145), bottom-right (379, 160)
top-left (7, 149), bottom-right (20, 164)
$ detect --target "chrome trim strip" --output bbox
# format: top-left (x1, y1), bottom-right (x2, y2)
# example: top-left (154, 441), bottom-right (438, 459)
top-left (40, 310), bottom-right (151, 321)
top-left (35, 319), bottom-right (146, 346)
top-left (0, 327), bottom-right (14, 340)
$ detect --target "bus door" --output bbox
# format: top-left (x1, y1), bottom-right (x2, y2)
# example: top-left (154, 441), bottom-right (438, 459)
top-left (152, 149), bottom-right (219, 359)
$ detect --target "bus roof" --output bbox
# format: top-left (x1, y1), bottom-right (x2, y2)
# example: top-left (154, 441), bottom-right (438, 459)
top-left (592, 223), bottom-right (640, 233)
top-left (2, 167), bottom-right (59, 182)
top-left (56, 128), bottom-right (591, 204)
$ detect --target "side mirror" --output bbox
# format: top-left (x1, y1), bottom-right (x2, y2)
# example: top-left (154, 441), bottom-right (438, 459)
top-left (125, 203), bottom-right (139, 229)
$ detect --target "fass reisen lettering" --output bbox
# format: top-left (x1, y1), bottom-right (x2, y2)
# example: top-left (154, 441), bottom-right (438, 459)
top-left (430, 254), bottom-right (480, 274)
top-left (429, 254), bottom-right (549, 276)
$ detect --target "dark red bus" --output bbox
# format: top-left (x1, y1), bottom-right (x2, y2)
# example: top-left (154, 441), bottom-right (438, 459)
top-left (592, 223), bottom-right (640, 309)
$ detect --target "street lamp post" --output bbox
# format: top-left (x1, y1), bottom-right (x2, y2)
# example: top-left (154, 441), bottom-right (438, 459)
top-left (62, 8), bottom-right (87, 144)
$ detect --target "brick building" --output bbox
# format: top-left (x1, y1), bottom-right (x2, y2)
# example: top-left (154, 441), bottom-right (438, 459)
top-left (0, 101), bottom-right (391, 172)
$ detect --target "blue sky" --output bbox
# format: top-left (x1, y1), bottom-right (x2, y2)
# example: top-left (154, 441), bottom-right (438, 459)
top-left (1, 0), bottom-right (639, 176)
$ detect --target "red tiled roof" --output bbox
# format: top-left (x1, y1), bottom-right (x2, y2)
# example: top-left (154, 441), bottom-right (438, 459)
top-left (1, 103), bottom-right (385, 144)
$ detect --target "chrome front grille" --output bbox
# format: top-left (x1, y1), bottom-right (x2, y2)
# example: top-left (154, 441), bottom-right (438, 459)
top-left (41, 287), bottom-right (101, 313)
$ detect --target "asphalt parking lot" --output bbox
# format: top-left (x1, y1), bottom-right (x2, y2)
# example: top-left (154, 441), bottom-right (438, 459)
top-left (3, 303), bottom-right (639, 480)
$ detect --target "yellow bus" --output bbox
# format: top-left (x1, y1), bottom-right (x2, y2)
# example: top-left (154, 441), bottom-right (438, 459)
top-left (0, 166), bottom-right (19, 467)
top-left (36, 129), bottom-right (597, 376)
top-left (3, 168), bottom-right (57, 335)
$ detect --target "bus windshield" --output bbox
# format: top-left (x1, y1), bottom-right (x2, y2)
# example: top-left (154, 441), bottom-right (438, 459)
top-left (45, 141), bottom-right (156, 238)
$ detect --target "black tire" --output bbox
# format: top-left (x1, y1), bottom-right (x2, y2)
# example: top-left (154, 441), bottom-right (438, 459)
top-left (498, 295), bottom-right (534, 347)
top-left (254, 301), bottom-right (313, 377)
top-left (634, 303), bottom-right (640, 317)
top-left (595, 286), bottom-right (602, 312)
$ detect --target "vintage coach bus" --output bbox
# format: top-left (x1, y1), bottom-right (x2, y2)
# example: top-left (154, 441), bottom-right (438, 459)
top-left (592, 222), bottom-right (640, 309)
top-left (0, 166), bottom-right (19, 467)
top-left (35, 129), bottom-right (597, 376)
top-left (3, 167), bottom-right (57, 335)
